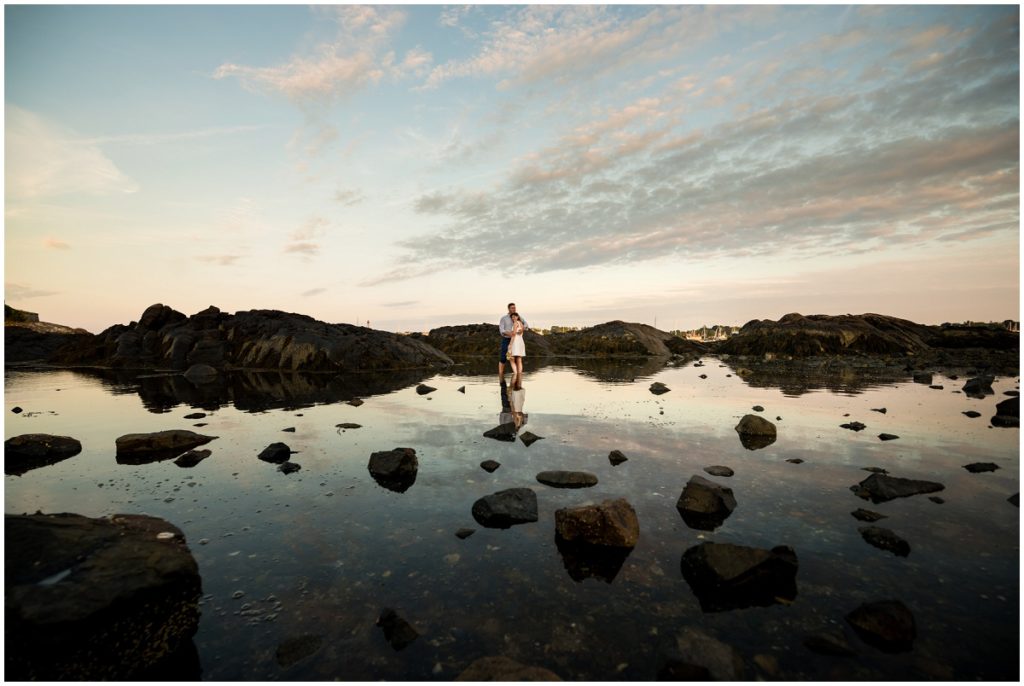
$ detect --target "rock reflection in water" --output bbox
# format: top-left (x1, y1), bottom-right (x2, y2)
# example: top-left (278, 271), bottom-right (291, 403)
top-left (554, 535), bottom-right (632, 583)
top-left (722, 358), bottom-right (911, 396)
top-left (680, 542), bottom-right (798, 613)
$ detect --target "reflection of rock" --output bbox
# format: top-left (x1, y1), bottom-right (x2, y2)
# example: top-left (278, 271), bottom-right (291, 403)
top-left (275, 634), bottom-right (323, 668)
top-left (536, 470), bottom-right (598, 489)
top-left (878, 433), bottom-right (899, 441)
top-left (1008, 493), bottom-right (1019, 507)
top-left (5, 512), bottom-right (201, 680)
top-left (663, 627), bottom-right (745, 681)
top-left (174, 449), bottom-right (211, 468)
top-left (850, 473), bottom-right (944, 503)
top-left (991, 396), bottom-right (1019, 427)
top-left (455, 656), bottom-right (561, 681)
top-left (963, 410), bottom-right (982, 418)
top-left (183, 364), bottom-right (217, 385)
top-left (845, 600), bottom-right (916, 653)
top-left (851, 508), bottom-right (887, 522)
top-left (115, 430), bottom-right (217, 465)
top-left (554, 534), bottom-right (632, 584)
top-left (483, 423), bottom-right (517, 441)
top-left (368, 448), bottom-right (418, 493)
top-left (721, 358), bottom-right (918, 396)
top-left (278, 462), bottom-right (301, 474)
top-left (376, 608), bottom-right (418, 651)
top-left (680, 542), bottom-right (798, 613)
top-left (963, 462), bottom-right (999, 473)
top-left (676, 475), bottom-right (736, 531)
top-left (858, 526), bottom-right (910, 556)
top-left (5, 434), bottom-right (82, 475)
top-left (912, 372), bottom-right (932, 384)
top-left (472, 488), bottom-right (538, 528)
top-left (735, 414), bottom-right (777, 450)
top-left (803, 632), bottom-right (856, 657)
top-left (258, 442), bottom-right (293, 464)
top-left (554, 498), bottom-right (639, 548)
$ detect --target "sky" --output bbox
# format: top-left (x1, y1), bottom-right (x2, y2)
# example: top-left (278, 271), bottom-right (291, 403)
top-left (4, 4), bottom-right (1020, 334)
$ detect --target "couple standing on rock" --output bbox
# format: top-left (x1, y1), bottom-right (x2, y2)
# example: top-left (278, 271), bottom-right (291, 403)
top-left (498, 302), bottom-right (528, 379)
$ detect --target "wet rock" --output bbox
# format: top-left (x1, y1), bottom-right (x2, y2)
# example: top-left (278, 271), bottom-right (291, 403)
top-left (376, 608), bottom-right (418, 651)
top-left (752, 405), bottom-right (764, 412)
top-left (483, 423), bottom-right (517, 442)
top-left (183, 412), bottom-right (206, 419)
top-left (963, 462), bottom-right (999, 473)
top-left (676, 475), bottom-right (736, 531)
top-left (536, 470), bottom-right (598, 489)
top-left (275, 634), bottom-right (323, 667)
top-left (281, 427), bottom-right (296, 433)
top-left (608, 450), bottom-right (628, 466)
top-left (258, 442), bottom-right (292, 464)
top-left (6, 512), bottom-right (201, 680)
top-left (455, 656), bottom-right (561, 681)
top-left (929, 385), bottom-right (944, 390)
top-left (666, 627), bottom-right (745, 680)
top-left (471, 488), bottom-right (538, 528)
top-left (278, 462), bottom-right (301, 474)
top-left (878, 433), bottom-right (899, 441)
top-left (368, 448), bottom-right (418, 493)
top-left (963, 375), bottom-right (994, 398)
top-left (735, 414), bottom-right (777, 450)
top-left (455, 528), bottom-right (475, 539)
top-left (1009, 493), bottom-right (1019, 507)
top-left (680, 542), bottom-right (798, 612)
top-left (871, 407), bottom-right (887, 414)
top-left (862, 467), bottom-right (888, 474)
top-left (554, 498), bottom-right (639, 548)
top-left (519, 431), bottom-right (543, 446)
top-left (347, 398), bottom-right (364, 407)
top-left (335, 423), bottom-right (362, 429)
top-left (850, 473), bottom-right (944, 503)
top-left (649, 382), bottom-right (670, 395)
top-left (845, 600), bottom-right (916, 653)
top-left (416, 384), bottom-right (437, 395)
top-left (704, 465), bottom-right (734, 477)
top-left (480, 460), bottom-right (501, 473)
top-left (859, 526), bottom-right (910, 556)
top-left (183, 364), bottom-right (218, 385)
top-left (962, 411), bottom-right (982, 418)
top-left (5, 434), bottom-right (83, 476)
top-left (990, 396), bottom-right (1019, 427)
top-left (803, 632), bottom-right (856, 657)
top-left (115, 430), bottom-right (217, 465)
top-left (912, 372), bottom-right (932, 384)
top-left (174, 449), bottom-right (211, 468)
top-left (851, 508), bottom-right (887, 522)
top-left (840, 421), bottom-right (866, 431)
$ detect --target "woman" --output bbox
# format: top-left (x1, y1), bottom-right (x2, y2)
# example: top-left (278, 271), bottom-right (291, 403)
top-left (508, 312), bottom-right (526, 375)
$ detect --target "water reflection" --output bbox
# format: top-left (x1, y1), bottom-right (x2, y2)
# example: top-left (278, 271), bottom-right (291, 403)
top-left (720, 358), bottom-right (912, 396)
top-left (554, 535), bottom-right (632, 584)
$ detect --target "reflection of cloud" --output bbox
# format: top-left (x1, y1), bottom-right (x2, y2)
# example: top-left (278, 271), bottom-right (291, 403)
top-left (6, 282), bottom-right (59, 300)
top-left (197, 255), bottom-right (243, 266)
top-left (43, 238), bottom-right (70, 250)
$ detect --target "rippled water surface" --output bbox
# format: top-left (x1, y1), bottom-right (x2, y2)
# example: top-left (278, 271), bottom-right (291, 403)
top-left (4, 360), bottom-right (1019, 680)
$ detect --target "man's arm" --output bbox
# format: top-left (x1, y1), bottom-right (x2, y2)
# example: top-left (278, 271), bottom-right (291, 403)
top-left (499, 316), bottom-right (513, 338)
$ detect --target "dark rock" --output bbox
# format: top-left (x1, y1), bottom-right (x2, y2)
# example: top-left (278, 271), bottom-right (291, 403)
top-left (991, 396), bottom-right (1019, 427)
top-left (483, 422), bottom-right (517, 441)
top-left (699, 374), bottom-right (707, 379)
top-left (278, 462), bottom-right (301, 474)
top-left (735, 414), bottom-right (777, 450)
top-left (912, 372), bottom-right (932, 384)
top-left (803, 632), bottom-right (856, 657)
top-left (376, 608), bottom-right (418, 651)
top-left (455, 656), bottom-right (561, 681)
top-left (1008, 493), bottom-right (1019, 507)
top-left (704, 465), bottom-right (734, 477)
top-left (752, 405), bottom-right (764, 412)
top-left (536, 470), bottom-right (599, 488)
top-left (859, 526), bottom-right (910, 556)
top-left (862, 467), bottom-right (888, 474)
top-left (347, 398), bottom-right (364, 407)
top-left (963, 410), bottom-right (982, 418)
top-left (519, 431), bottom-right (543, 446)
top-left (480, 460), bottom-right (501, 473)
top-left (5, 512), bottom-right (201, 680)
top-left (1005, 390), bottom-right (1019, 396)
top-left (12, 406), bottom-right (23, 413)
top-left (929, 496), bottom-right (945, 504)
top-left (457, 386), bottom-right (466, 393)
top-left (963, 375), bottom-right (995, 398)
top-left (680, 542), bottom-right (798, 612)
top-left (173, 449), bottom-right (211, 468)
top-left (878, 433), bottom-right (899, 441)
top-left (786, 458), bottom-right (804, 464)
top-left (258, 442), bottom-right (293, 464)
top-left (716, 313), bottom-right (934, 357)
top-left (472, 488), bottom-right (538, 528)
top-left (116, 430), bottom-right (217, 465)
top-left (929, 384), bottom-right (944, 390)
top-left (455, 528), bottom-right (475, 539)
top-left (963, 462), bottom-right (999, 473)
top-left (650, 382), bottom-right (671, 395)
top-left (368, 448), bottom-right (418, 493)
top-left (554, 498), bottom-right (639, 548)
top-left (275, 634), bottom-right (323, 668)
top-left (5, 434), bottom-right (82, 475)
top-left (335, 423), bottom-right (362, 429)
top-left (608, 449), bottom-right (628, 465)
top-left (851, 473), bottom-right (944, 503)
top-left (676, 475), bottom-right (736, 531)
top-left (666, 628), bottom-right (745, 680)
top-left (281, 427), bottom-right (296, 432)
top-left (183, 412), bottom-right (206, 419)
top-left (416, 384), bottom-right (436, 395)
top-left (183, 364), bottom-right (218, 385)
top-left (840, 421), bottom-right (866, 431)
top-left (871, 407), bottom-right (887, 413)
top-left (851, 508), bottom-right (887, 522)
top-left (845, 600), bottom-right (916, 653)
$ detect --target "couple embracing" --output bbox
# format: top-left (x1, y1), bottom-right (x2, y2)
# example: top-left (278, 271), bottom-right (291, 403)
top-left (498, 302), bottom-right (528, 378)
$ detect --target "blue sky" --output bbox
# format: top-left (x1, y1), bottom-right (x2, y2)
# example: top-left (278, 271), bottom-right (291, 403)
top-left (5, 4), bottom-right (1019, 333)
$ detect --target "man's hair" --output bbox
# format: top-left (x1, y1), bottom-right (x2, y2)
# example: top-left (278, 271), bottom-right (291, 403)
top-left (507, 302), bottom-right (515, 309)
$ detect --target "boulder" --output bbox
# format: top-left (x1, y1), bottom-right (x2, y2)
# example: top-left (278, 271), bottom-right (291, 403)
top-left (536, 470), bottom-right (599, 489)
top-left (991, 396), bottom-right (1019, 427)
top-left (5, 434), bottom-right (82, 475)
top-left (471, 488), bottom-right (538, 528)
top-left (676, 475), bottom-right (736, 531)
top-left (456, 656), bottom-right (561, 681)
top-left (845, 600), bottom-right (916, 653)
top-left (850, 473), bottom-right (945, 503)
top-left (258, 442), bottom-right (293, 464)
top-left (115, 430), bottom-right (217, 465)
top-left (173, 449), bottom-right (211, 468)
top-left (608, 449), bottom-right (628, 466)
top-left (963, 375), bottom-right (995, 398)
top-left (376, 608), bottom-right (418, 651)
top-left (649, 381), bottom-right (671, 395)
top-left (735, 414), bottom-right (777, 450)
top-left (5, 512), bottom-right (201, 680)
top-left (680, 542), bottom-right (798, 612)
top-left (368, 448), bottom-right (418, 493)
top-left (183, 364), bottom-right (217, 385)
top-left (483, 423), bottom-right (517, 441)
top-left (858, 526), bottom-right (911, 556)
top-left (480, 460), bottom-right (501, 473)
top-left (554, 498), bottom-right (639, 548)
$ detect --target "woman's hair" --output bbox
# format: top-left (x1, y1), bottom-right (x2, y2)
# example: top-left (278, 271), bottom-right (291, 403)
top-left (511, 312), bottom-right (520, 320)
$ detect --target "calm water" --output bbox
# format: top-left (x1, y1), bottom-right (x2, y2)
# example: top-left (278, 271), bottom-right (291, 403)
top-left (4, 360), bottom-right (1019, 680)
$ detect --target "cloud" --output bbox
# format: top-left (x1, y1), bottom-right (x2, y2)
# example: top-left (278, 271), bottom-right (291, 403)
top-left (291, 216), bottom-right (329, 241)
top-left (301, 288), bottom-right (327, 297)
top-left (284, 242), bottom-right (320, 257)
top-left (5, 105), bottom-right (138, 200)
top-left (382, 300), bottom-right (419, 308)
top-left (87, 125), bottom-right (265, 146)
top-left (43, 238), bottom-right (70, 250)
top-left (6, 282), bottom-right (59, 300)
top-left (197, 255), bottom-right (243, 266)
top-left (334, 188), bottom-right (365, 206)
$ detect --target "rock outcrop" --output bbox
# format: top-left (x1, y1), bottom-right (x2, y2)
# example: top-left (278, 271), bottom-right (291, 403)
top-left (5, 306), bottom-right (93, 364)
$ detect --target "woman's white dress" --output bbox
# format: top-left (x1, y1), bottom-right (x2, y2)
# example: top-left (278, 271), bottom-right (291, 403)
top-left (509, 329), bottom-right (526, 357)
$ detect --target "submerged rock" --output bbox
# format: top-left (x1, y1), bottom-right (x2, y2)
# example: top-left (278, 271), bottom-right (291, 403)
top-left (850, 473), bottom-right (945, 503)
top-left (680, 542), bottom-right (798, 612)
top-left (6, 512), bottom-right (201, 680)
top-left (115, 430), bottom-right (217, 465)
top-left (1008, 493), bottom-right (1019, 507)
top-left (858, 526), bottom-right (910, 556)
top-left (536, 470), bottom-right (598, 489)
top-left (663, 627), bottom-right (745, 681)
top-left (174, 449), bottom-right (211, 468)
top-left (554, 498), bottom-right (639, 548)
top-left (5, 434), bottom-right (83, 476)
top-left (554, 534), bottom-right (632, 584)
top-left (676, 475), bottom-right (736, 531)
top-left (376, 608), bottom-right (418, 651)
top-left (275, 634), bottom-right (323, 668)
top-left (472, 488), bottom-right (538, 528)
top-left (845, 600), bottom-right (916, 653)
top-left (455, 656), bottom-right (561, 681)
top-left (803, 632), bottom-right (856, 657)
top-left (258, 442), bottom-right (292, 464)
top-left (454, 528), bottom-right (475, 539)
top-left (183, 364), bottom-right (217, 385)
top-left (368, 448), bottom-right (418, 493)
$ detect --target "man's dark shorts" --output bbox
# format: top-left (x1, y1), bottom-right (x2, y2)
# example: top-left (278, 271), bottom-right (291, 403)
top-left (499, 336), bottom-right (511, 362)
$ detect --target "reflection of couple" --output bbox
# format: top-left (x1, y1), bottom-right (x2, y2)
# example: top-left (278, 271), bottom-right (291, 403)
top-left (499, 374), bottom-right (527, 430)
top-left (498, 302), bottom-right (528, 379)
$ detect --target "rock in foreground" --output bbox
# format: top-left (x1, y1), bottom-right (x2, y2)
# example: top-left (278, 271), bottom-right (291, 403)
top-left (115, 430), bottom-right (217, 465)
top-left (6, 512), bottom-right (201, 680)
top-left (5, 434), bottom-right (83, 476)
top-left (368, 448), bottom-right (418, 493)
top-left (680, 542), bottom-right (798, 612)
top-left (472, 488), bottom-right (538, 528)
top-left (676, 475), bottom-right (736, 531)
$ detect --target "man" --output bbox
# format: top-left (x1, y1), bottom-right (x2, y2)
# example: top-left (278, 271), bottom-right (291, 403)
top-left (498, 302), bottom-right (528, 378)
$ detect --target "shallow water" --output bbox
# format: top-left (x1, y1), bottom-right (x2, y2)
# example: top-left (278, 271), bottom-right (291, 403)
top-left (4, 360), bottom-right (1019, 680)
